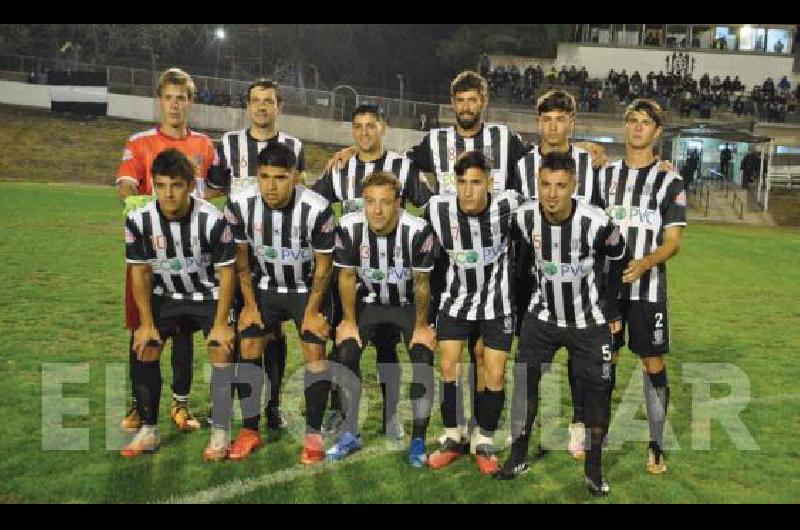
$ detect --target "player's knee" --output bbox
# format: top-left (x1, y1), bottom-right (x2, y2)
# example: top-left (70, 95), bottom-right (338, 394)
top-left (337, 338), bottom-right (362, 373)
top-left (409, 343), bottom-right (434, 367)
top-left (642, 355), bottom-right (665, 373)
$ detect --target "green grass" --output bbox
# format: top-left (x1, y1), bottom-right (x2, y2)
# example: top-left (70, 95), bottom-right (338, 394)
top-left (1, 181), bottom-right (799, 503)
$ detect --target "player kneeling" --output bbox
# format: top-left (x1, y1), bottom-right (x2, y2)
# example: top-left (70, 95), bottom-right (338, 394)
top-left (216, 143), bottom-right (336, 464)
top-left (122, 149), bottom-right (236, 458)
top-left (330, 172), bottom-right (437, 467)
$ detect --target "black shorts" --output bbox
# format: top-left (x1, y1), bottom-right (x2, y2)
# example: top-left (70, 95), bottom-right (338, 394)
top-left (518, 315), bottom-right (613, 388)
top-left (331, 276), bottom-right (401, 349)
top-left (617, 299), bottom-right (670, 357)
top-left (435, 312), bottom-right (515, 352)
top-left (256, 289), bottom-right (327, 346)
top-left (151, 296), bottom-right (215, 339)
top-left (356, 302), bottom-right (415, 348)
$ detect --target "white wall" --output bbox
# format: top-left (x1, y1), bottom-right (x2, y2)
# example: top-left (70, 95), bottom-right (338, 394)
top-left (557, 43), bottom-right (795, 88)
top-left (0, 80), bottom-right (425, 151)
top-left (0, 80), bottom-right (51, 108)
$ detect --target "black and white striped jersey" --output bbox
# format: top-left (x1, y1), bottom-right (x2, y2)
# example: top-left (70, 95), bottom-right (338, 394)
top-left (513, 200), bottom-right (626, 328)
top-left (224, 186), bottom-right (336, 294)
top-left (313, 150), bottom-right (432, 214)
top-left (512, 144), bottom-right (603, 206)
top-left (334, 210), bottom-right (436, 306)
top-left (406, 123), bottom-right (528, 195)
top-left (125, 198), bottom-right (235, 301)
top-left (600, 160), bottom-right (687, 302)
top-left (425, 190), bottom-right (523, 320)
top-left (208, 129), bottom-right (305, 194)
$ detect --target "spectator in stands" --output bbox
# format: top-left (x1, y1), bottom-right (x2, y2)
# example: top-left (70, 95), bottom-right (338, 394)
top-left (480, 52), bottom-right (491, 78)
top-left (778, 76), bottom-right (791, 93)
top-left (774, 40), bottom-right (785, 53)
top-left (723, 75), bottom-right (733, 91)
top-left (720, 144), bottom-right (732, 179)
top-left (547, 66), bottom-right (558, 84)
top-left (700, 73), bottom-right (710, 91)
top-left (617, 69), bottom-right (629, 102)
top-left (763, 77), bottom-right (775, 97)
top-left (684, 149), bottom-right (700, 189)
top-left (27, 70), bottom-right (38, 84)
top-left (733, 76), bottom-right (743, 91)
top-left (557, 65), bottom-right (568, 84)
top-left (715, 36), bottom-right (728, 49)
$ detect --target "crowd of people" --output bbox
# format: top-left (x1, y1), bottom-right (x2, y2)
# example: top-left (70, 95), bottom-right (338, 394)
top-left (605, 69), bottom-right (798, 122)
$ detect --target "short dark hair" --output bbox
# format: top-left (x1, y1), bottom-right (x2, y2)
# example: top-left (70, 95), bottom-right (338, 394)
top-left (351, 102), bottom-right (386, 122)
top-left (451, 70), bottom-right (488, 99)
top-left (624, 98), bottom-right (665, 127)
top-left (537, 89), bottom-right (576, 114)
top-left (257, 142), bottom-right (297, 170)
top-left (362, 171), bottom-right (400, 198)
top-left (455, 150), bottom-right (489, 177)
top-left (151, 148), bottom-right (195, 183)
top-left (538, 151), bottom-right (576, 177)
top-left (247, 78), bottom-right (282, 105)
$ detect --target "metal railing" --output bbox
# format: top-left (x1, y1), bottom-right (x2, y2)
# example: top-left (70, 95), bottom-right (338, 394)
top-left (0, 53), bottom-right (440, 129)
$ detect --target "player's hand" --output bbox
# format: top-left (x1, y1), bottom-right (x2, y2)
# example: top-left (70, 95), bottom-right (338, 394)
top-left (302, 311), bottom-right (329, 341)
top-left (238, 304), bottom-right (264, 333)
top-left (123, 195), bottom-right (153, 216)
top-left (132, 326), bottom-right (162, 361)
top-left (410, 325), bottom-right (436, 351)
top-left (207, 324), bottom-right (235, 354)
top-left (657, 159), bottom-right (676, 173)
top-left (336, 320), bottom-right (362, 347)
top-left (576, 141), bottom-right (608, 169)
top-left (623, 256), bottom-right (653, 283)
top-left (323, 147), bottom-right (357, 174)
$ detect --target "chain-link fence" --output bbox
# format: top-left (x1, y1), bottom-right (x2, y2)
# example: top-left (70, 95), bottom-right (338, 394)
top-left (0, 53), bottom-right (444, 128)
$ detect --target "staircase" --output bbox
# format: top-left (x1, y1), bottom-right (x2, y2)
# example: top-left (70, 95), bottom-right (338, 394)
top-left (688, 181), bottom-right (775, 225)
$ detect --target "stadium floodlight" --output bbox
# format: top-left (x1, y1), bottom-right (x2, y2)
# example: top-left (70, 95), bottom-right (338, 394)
top-left (215, 27), bottom-right (226, 40)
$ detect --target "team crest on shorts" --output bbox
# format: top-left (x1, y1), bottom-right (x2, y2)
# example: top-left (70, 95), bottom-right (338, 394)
top-left (653, 329), bottom-right (664, 346)
top-left (503, 316), bottom-right (514, 335)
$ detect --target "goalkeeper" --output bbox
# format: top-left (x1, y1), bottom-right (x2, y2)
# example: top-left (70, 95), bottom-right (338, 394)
top-left (115, 67), bottom-right (217, 435)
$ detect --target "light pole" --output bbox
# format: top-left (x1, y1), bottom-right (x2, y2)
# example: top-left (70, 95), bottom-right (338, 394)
top-left (214, 27), bottom-right (226, 79)
top-left (397, 74), bottom-right (404, 119)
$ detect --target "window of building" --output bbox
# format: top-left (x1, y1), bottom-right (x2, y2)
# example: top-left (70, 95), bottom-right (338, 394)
top-left (739, 26), bottom-right (767, 52)
top-left (666, 25), bottom-right (689, 48)
top-left (691, 25), bottom-right (713, 49)
top-left (766, 29), bottom-right (792, 54)
top-left (614, 24), bottom-right (640, 46)
top-left (714, 27), bottom-right (737, 50)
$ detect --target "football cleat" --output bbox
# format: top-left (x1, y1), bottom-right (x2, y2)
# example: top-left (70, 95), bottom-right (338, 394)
top-left (300, 433), bottom-right (325, 465)
top-left (428, 437), bottom-right (464, 470)
top-left (121, 428), bottom-right (160, 458)
top-left (171, 400), bottom-right (201, 433)
top-left (204, 428), bottom-right (231, 462)
top-left (120, 402), bottom-right (141, 433)
top-left (492, 439), bottom-right (530, 481)
top-left (646, 445), bottom-right (667, 475)
top-left (228, 428), bottom-right (263, 461)
top-left (474, 444), bottom-right (499, 475)
top-left (585, 475), bottom-right (611, 496)
top-left (325, 431), bottom-right (362, 462)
